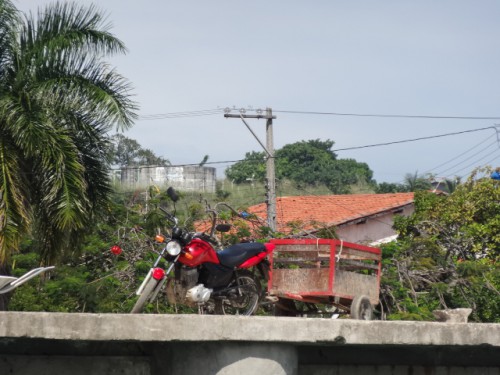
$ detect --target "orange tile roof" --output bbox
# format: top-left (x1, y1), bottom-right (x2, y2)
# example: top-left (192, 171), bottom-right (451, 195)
top-left (247, 192), bottom-right (414, 233)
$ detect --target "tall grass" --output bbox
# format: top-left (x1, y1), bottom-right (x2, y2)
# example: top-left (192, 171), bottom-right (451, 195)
top-left (110, 178), bottom-right (377, 228)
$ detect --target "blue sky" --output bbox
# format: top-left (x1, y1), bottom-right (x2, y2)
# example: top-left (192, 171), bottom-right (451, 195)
top-left (17, 1), bottom-right (500, 183)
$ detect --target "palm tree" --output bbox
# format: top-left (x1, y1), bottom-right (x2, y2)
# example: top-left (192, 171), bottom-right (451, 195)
top-left (0, 1), bottom-right (137, 267)
top-left (404, 172), bottom-right (431, 192)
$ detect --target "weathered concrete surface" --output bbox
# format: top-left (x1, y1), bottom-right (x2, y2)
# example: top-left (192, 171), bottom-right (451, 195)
top-left (0, 312), bottom-right (499, 375)
top-left (0, 312), bottom-right (498, 346)
top-left (157, 343), bottom-right (298, 375)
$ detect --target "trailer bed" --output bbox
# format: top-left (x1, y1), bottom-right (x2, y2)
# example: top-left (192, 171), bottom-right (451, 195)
top-left (268, 239), bottom-right (381, 310)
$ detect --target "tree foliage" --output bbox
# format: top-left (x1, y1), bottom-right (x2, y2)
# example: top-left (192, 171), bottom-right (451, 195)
top-left (375, 172), bottom-right (435, 193)
top-left (0, 1), bottom-right (137, 267)
top-left (8, 189), bottom-right (239, 314)
top-left (376, 182), bottom-right (409, 193)
top-left (403, 172), bottom-right (432, 192)
top-left (226, 139), bottom-right (374, 193)
top-left (225, 151), bottom-right (266, 183)
top-left (9, 191), bottom-right (174, 313)
top-left (109, 134), bottom-right (169, 166)
top-left (8, 172), bottom-right (500, 322)
top-left (381, 169), bottom-right (499, 322)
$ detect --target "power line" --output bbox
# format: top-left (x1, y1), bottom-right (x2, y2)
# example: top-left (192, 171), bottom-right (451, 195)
top-left (433, 139), bottom-right (498, 177)
top-left (110, 127), bottom-right (499, 171)
top-left (137, 107), bottom-right (500, 121)
top-left (423, 134), bottom-right (493, 175)
top-left (379, 135), bottom-right (499, 186)
top-left (449, 147), bottom-right (500, 178)
top-left (420, 127), bottom-right (500, 180)
top-left (139, 109), bottom-right (223, 120)
top-left (332, 126), bottom-right (497, 152)
top-left (274, 109), bottom-right (500, 120)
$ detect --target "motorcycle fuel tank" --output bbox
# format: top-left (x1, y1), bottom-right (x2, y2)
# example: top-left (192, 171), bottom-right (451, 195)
top-left (179, 238), bottom-right (219, 267)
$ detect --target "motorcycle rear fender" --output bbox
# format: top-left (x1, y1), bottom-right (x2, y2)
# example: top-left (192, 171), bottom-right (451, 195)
top-left (237, 242), bottom-right (275, 269)
top-left (238, 251), bottom-right (268, 268)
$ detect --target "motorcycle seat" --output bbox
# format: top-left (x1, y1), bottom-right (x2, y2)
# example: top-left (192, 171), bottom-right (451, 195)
top-left (217, 243), bottom-right (266, 268)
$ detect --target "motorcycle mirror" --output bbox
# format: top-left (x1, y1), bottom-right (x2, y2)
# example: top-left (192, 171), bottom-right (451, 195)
top-left (215, 224), bottom-right (231, 233)
top-left (166, 187), bottom-right (179, 202)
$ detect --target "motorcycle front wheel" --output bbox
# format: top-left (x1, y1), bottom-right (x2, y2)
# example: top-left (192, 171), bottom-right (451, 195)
top-left (214, 270), bottom-right (261, 316)
top-left (131, 277), bottom-right (159, 314)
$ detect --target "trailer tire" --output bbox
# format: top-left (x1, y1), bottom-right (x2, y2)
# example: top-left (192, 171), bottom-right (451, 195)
top-left (274, 298), bottom-right (297, 317)
top-left (350, 295), bottom-right (373, 320)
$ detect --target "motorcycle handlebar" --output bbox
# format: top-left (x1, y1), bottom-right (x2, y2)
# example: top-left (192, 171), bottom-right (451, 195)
top-left (159, 207), bottom-right (179, 225)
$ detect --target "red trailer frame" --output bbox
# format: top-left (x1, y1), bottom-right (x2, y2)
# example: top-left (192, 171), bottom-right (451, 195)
top-left (267, 239), bottom-right (381, 318)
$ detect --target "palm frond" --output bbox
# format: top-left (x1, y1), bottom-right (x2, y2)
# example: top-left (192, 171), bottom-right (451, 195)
top-left (37, 129), bottom-right (88, 230)
top-left (32, 59), bottom-right (138, 131)
top-left (22, 2), bottom-right (126, 58)
top-left (0, 1), bottom-right (138, 266)
top-left (0, 130), bottom-right (31, 264)
top-left (0, 0), bottom-right (20, 75)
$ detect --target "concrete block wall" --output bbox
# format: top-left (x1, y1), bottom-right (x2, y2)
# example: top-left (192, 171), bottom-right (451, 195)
top-left (118, 165), bottom-right (216, 192)
top-left (0, 313), bottom-right (499, 375)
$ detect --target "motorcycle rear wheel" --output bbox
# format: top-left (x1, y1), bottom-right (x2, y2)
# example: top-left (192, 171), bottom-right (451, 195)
top-left (131, 277), bottom-right (158, 314)
top-left (214, 270), bottom-right (261, 316)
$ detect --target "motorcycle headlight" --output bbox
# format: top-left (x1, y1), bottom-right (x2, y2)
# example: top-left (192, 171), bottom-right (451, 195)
top-left (166, 240), bottom-right (182, 256)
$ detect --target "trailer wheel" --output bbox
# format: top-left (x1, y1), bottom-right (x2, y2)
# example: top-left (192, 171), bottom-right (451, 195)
top-left (350, 295), bottom-right (373, 320)
top-left (274, 298), bottom-right (298, 317)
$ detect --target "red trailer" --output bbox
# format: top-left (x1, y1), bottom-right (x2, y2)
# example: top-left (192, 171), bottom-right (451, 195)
top-left (268, 239), bottom-right (382, 319)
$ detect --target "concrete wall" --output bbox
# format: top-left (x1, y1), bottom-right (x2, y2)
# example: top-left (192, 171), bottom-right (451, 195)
top-left (118, 165), bottom-right (216, 192)
top-left (337, 205), bottom-right (414, 244)
top-left (0, 312), bottom-right (499, 375)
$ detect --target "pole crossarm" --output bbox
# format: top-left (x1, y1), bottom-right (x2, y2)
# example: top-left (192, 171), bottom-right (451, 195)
top-left (224, 114), bottom-right (276, 120)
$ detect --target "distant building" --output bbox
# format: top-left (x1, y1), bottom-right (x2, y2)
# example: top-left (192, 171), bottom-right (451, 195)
top-left (246, 193), bottom-right (415, 245)
top-left (116, 165), bottom-right (216, 192)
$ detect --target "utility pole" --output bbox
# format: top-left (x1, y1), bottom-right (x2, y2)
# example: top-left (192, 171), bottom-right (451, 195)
top-left (265, 108), bottom-right (276, 232)
top-left (224, 107), bottom-right (277, 231)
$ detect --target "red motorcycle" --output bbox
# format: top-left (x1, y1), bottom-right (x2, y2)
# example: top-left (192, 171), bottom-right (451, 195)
top-left (130, 188), bottom-right (275, 315)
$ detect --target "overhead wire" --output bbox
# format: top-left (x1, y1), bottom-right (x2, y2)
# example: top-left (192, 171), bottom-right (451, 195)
top-left (332, 126), bottom-right (496, 152)
top-left (423, 134), bottom-right (493, 175)
top-left (134, 108), bottom-right (500, 176)
top-left (137, 108), bottom-right (500, 121)
top-left (110, 126), bottom-right (500, 173)
top-left (118, 110), bottom-right (500, 202)
top-left (432, 139), bottom-right (498, 177)
top-left (123, 108), bottom-right (500, 233)
top-left (449, 147), bottom-right (500, 178)
top-left (273, 109), bottom-right (500, 120)
top-left (425, 126), bottom-right (500, 180)
top-left (139, 108), bottom-right (223, 120)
